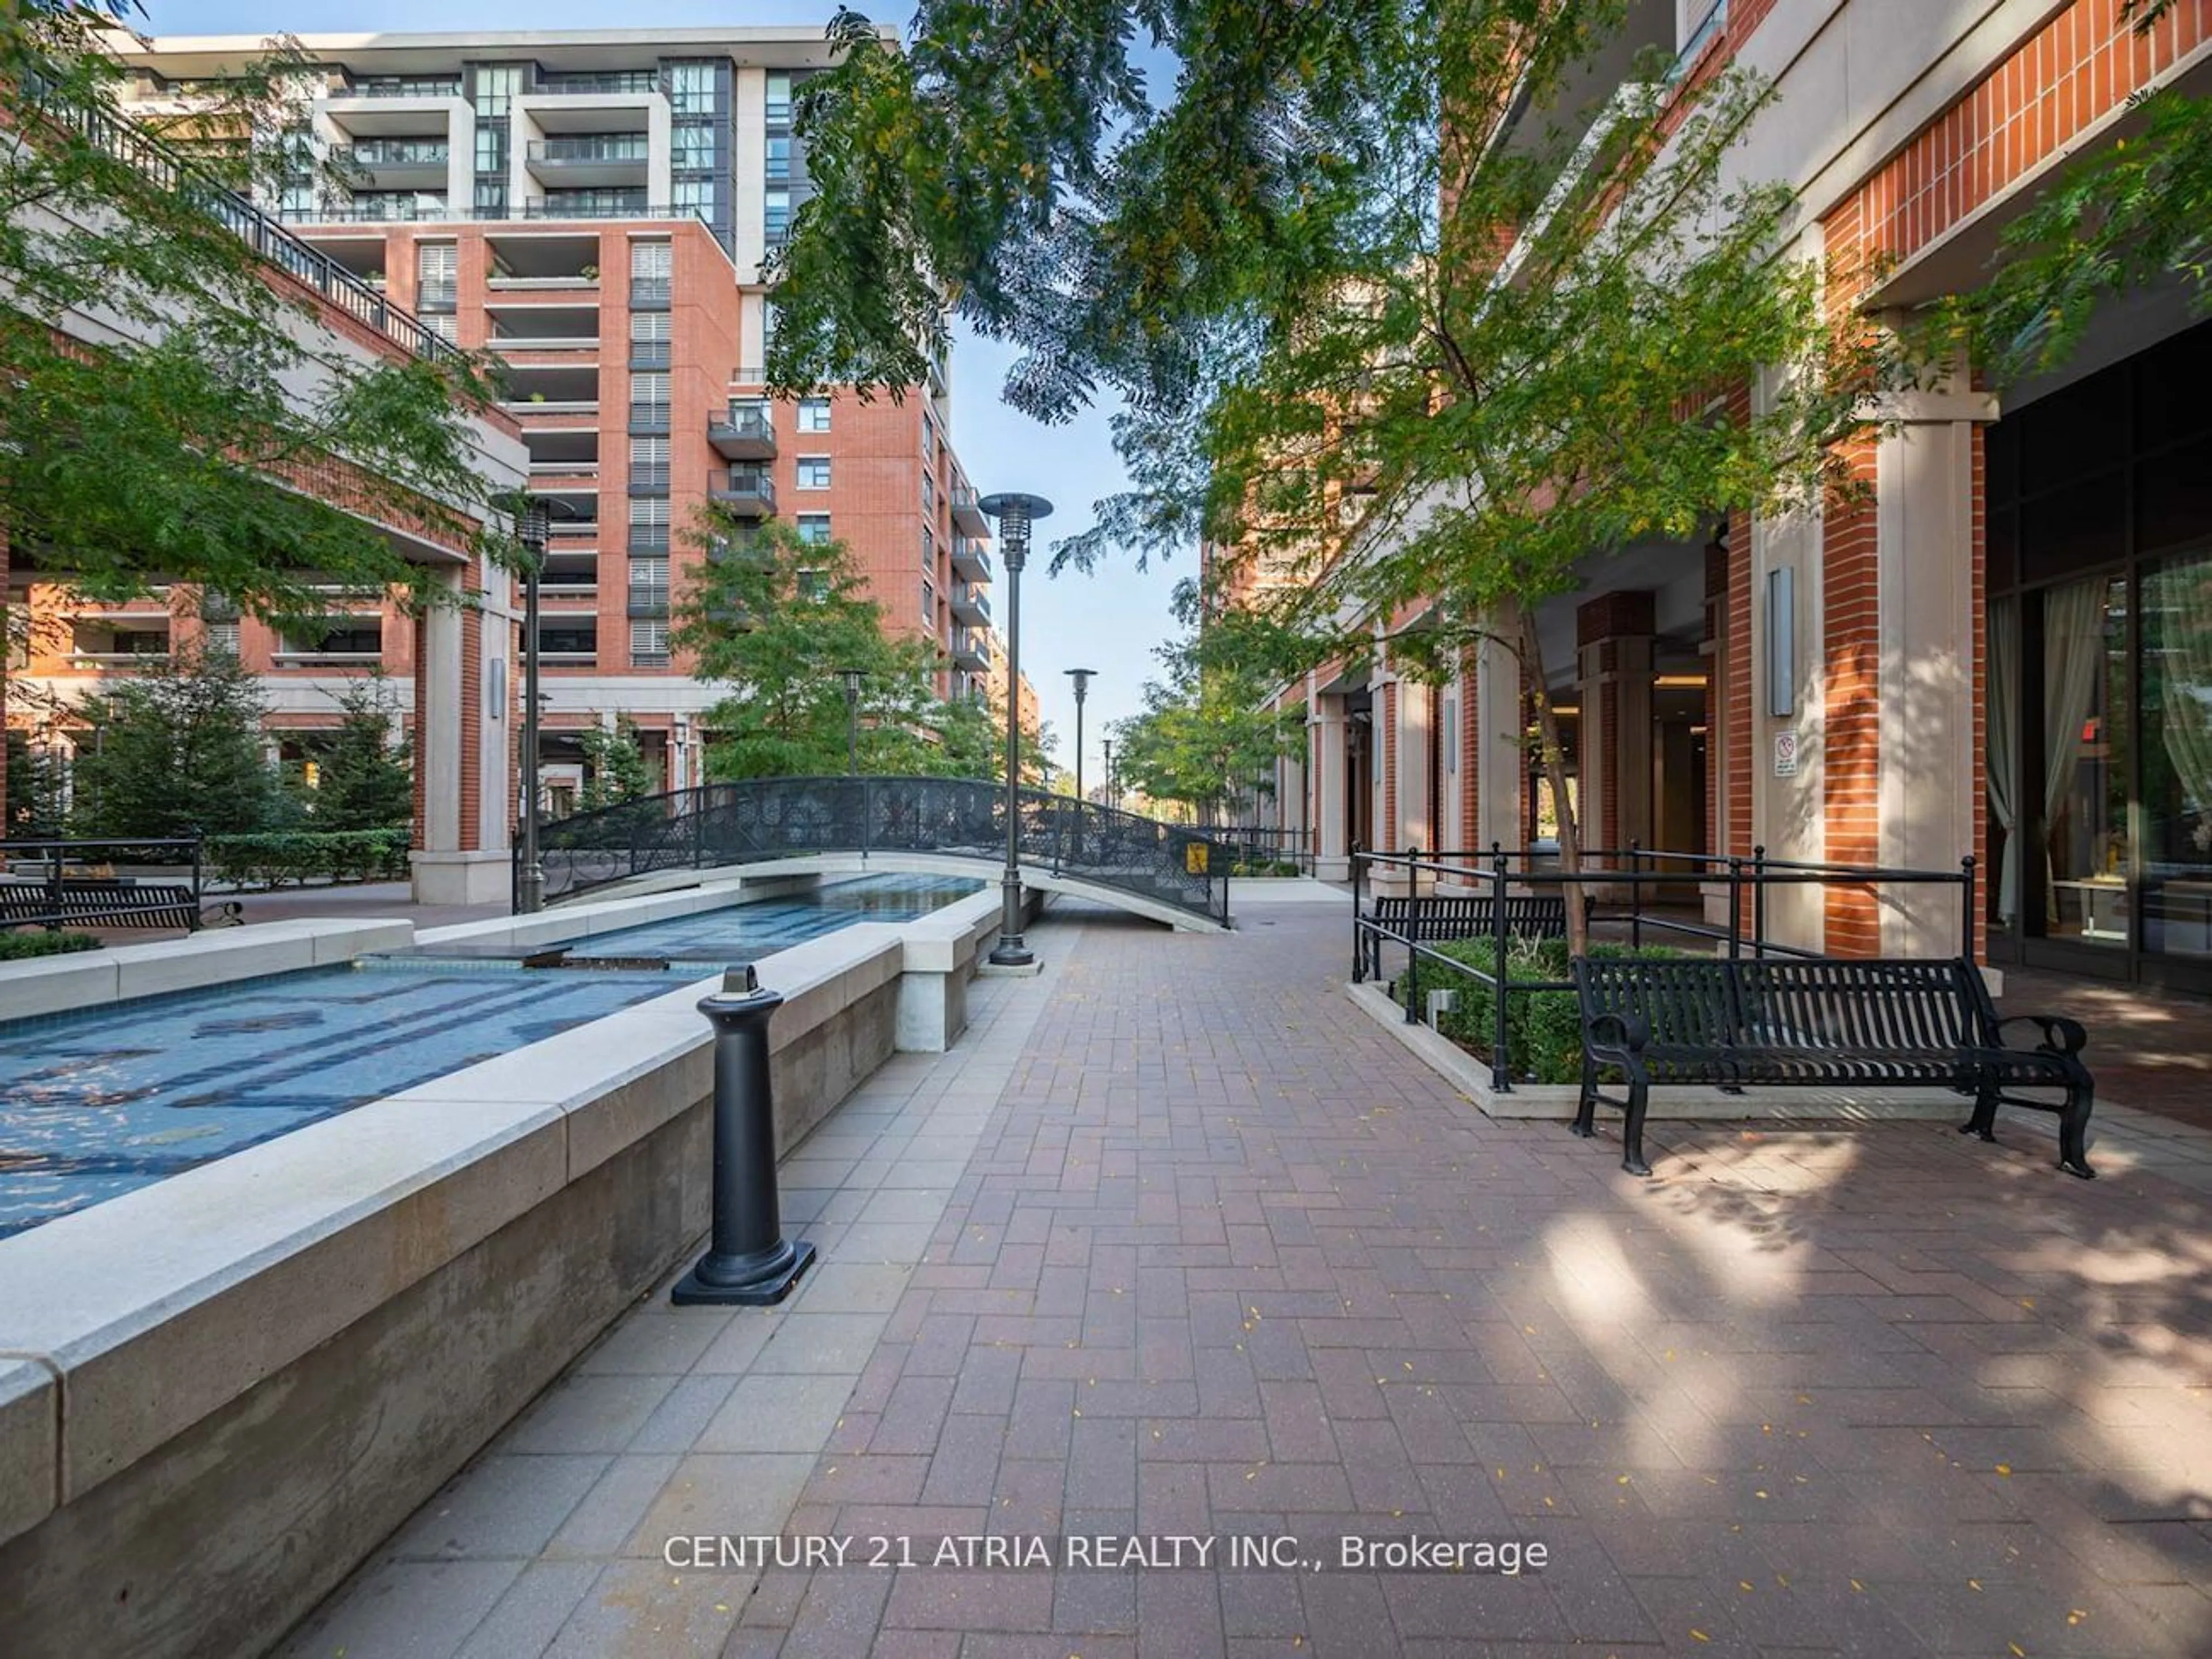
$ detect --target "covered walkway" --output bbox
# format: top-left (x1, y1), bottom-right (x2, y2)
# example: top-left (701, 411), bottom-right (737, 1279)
top-left (285, 901), bottom-right (2211, 1657)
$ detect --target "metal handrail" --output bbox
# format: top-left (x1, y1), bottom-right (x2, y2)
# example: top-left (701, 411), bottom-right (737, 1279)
top-left (529, 777), bottom-right (1236, 926)
top-left (0, 836), bottom-right (208, 930)
top-left (1352, 842), bottom-right (1978, 1090)
top-left (22, 73), bottom-right (463, 366)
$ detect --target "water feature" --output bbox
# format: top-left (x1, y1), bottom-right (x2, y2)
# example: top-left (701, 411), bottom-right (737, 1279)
top-left (0, 874), bottom-right (982, 1237)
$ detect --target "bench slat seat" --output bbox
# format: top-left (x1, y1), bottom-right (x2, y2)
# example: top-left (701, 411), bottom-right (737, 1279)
top-left (0, 877), bottom-right (238, 932)
top-left (1359, 893), bottom-right (1571, 978)
top-left (1573, 956), bottom-right (2094, 1180)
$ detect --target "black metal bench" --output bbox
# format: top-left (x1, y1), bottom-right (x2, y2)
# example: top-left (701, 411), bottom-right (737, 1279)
top-left (0, 877), bottom-right (241, 933)
top-left (1360, 893), bottom-right (1570, 978)
top-left (1571, 956), bottom-right (2094, 1180)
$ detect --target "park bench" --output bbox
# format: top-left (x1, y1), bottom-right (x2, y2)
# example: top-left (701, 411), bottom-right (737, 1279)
top-left (1359, 892), bottom-right (1570, 979)
top-left (1570, 955), bottom-right (2094, 1179)
top-left (0, 876), bottom-right (241, 933)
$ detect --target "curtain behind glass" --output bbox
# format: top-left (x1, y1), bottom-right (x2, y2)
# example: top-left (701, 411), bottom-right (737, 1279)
top-left (1988, 596), bottom-right (2020, 925)
top-left (2149, 556), bottom-right (2212, 851)
top-left (2041, 579), bottom-right (2107, 926)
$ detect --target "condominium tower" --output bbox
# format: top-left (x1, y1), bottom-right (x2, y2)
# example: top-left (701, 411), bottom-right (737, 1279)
top-left (70, 27), bottom-right (999, 806)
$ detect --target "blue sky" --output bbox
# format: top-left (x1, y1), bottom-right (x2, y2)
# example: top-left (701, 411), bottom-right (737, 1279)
top-left (143, 0), bottom-right (1185, 786)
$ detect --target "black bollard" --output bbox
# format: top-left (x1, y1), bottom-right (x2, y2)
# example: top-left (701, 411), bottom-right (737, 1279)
top-left (671, 967), bottom-right (817, 1306)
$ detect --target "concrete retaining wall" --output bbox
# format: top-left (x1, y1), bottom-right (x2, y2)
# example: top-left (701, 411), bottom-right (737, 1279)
top-left (0, 895), bottom-right (997, 1659)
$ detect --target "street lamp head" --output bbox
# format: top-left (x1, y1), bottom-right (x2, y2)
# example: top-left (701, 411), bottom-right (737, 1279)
top-left (978, 491), bottom-right (1054, 573)
top-left (836, 666), bottom-right (868, 696)
top-left (1064, 666), bottom-right (1097, 702)
top-left (516, 498), bottom-right (552, 554)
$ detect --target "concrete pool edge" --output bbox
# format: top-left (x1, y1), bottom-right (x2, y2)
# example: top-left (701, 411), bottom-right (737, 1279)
top-left (0, 884), bottom-right (1019, 1657)
top-left (0, 917), bottom-right (419, 1020)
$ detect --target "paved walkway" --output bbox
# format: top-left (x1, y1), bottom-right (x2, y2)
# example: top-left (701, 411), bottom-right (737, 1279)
top-left (287, 903), bottom-right (2210, 1657)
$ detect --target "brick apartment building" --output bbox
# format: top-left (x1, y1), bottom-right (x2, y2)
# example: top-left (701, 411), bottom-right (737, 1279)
top-left (21, 26), bottom-right (1000, 815)
top-left (2, 74), bottom-right (528, 900)
top-left (1257, 0), bottom-right (2212, 995)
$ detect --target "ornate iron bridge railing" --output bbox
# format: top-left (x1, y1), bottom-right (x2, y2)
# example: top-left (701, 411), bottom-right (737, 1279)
top-left (529, 776), bottom-right (1235, 926)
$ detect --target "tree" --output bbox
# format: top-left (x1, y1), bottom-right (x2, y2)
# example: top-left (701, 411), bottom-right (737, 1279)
top-left (304, 675), bottom-right (414, 832)
top-left (1, 2), bottom-right (517, 622)
top-left (769, 2), bottom-right (1889, 949)
top-left (69, 646), bottom-right (280, 838)
top-left (673, 514), bottom-right (999, 779)
top-left (1111, 634), bottom-right (1297, 825)
top-left (4, 733), bottom-right (67, 838)
top-left (576, 718), bottom-right (659, 812)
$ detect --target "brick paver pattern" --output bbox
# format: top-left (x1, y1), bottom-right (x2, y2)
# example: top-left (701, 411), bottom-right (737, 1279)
top-left (301, 903), bottom-right (2212, 1658)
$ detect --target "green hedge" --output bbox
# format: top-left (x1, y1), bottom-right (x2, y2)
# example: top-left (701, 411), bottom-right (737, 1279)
top-left (0, 930), bottom-right (103, 960)
top-left (1421, 938), bottom-right (1685, 1085)
top-left (204, 830), bottom-right (411, 888)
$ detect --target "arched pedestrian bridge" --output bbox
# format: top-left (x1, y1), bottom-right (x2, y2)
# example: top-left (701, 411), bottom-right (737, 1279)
top-left (532, 776), bottom-right (1236, 931)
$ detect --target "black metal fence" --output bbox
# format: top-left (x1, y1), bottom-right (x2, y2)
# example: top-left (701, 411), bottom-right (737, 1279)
top-left (531, 777), bottom-right (1236, 926)
top-left (1352, 843), bottom-right (1978, 1090)
top-left (0, 836), bottom-right (209, 930)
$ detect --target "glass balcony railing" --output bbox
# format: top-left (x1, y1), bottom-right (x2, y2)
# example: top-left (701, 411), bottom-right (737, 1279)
top-left (528, 135), bottom-right (650, 164)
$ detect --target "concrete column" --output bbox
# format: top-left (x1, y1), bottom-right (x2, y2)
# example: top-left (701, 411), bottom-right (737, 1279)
top-left (1876, 380), bottom-right (1996, 956)
top-left (412, 566), bottom-right (514, 906)
top-left (1395, 675), bottom-right (1433, 853)
top-left (1310, 685), bottom-right (1350, 881)
top-left (1577, 590), bottom-right (1656, 855)
top-left (1472, 609), bottom-right (1524, 854)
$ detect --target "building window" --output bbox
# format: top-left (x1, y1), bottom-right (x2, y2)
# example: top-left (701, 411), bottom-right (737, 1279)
top-left (630, 434), bottom-right (669, 493)
top-left (474, 124), bottom-right (506, 173)
top-left (673, 124), bottom-right (715, 170)
top-left (764, 190), bottom-right (791, 244)
top-left (922, 577), bottom-right (934, 624)
top-left (668, 62), bottom-right (717, 116)
top-left (629, 495), bottom-right (669, 550)
top-left (922, 527), bottom-right (934, 569)
top-left (415, 241), bottom-right (457, 312)
top-left (796, 568), bottom-right (828, 601)
top-left (472, 179), bottom-right (507, 215)
top-left (630, 239), bottom-right (672, 307)
top-left (630, 369), bottom-right (669, 430)
top-left (797, 396), bottom-right (831, 433)
top-left (764, 71), bottom-right (793, 126)
top-left (921, 468), bottom-right (934, 514)
top-left (629, 557), bottom-right (671, 609)
top-left (765, 134), bottom-right (792, 183)
top-left (796, 456), bottom-right (831, 490)
top-left (672, 179), bottom-right (713, 219)
top-left (796, 514), bottom-right (831, 546)
top-left (630, 618), bottom-right (669, 666)
top-left (471, 63), bottom-right (523, 118)
top-left (922, 413), bottom-right (935, 463)
top-left (630, 310), bottom-right (670, 366)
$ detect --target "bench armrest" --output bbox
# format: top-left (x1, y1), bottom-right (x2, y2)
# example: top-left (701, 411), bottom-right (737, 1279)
top-left (1995, 1013), bottom-right (2088, 1056)
top-left (1585, 1010), bottom-right (1650, 1052)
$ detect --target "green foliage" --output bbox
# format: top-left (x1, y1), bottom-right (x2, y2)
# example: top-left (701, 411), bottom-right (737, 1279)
top-left (1111, 633), bottom-right (1298, 821)
top-left (0, 2), bottom-right (517, 623)
top-left (69, 647), bottom-right (281, 838)
top-left (673, 514), bottom-right (1003, 781)
top-left (0, 929), bottom-right (104, 959)
top-left (1922, 84), bottom-right (2212, 387)
top-left (203, 830), bottom-right (411, 888)
top-left (576, 719), bottom-right (660, 813)
top-left (298, 676), bottom-right (414, 832)
top-left (5, 735), bottom-right (68, 839)
top-left (1424, 938), bottom-right (1683, 1084)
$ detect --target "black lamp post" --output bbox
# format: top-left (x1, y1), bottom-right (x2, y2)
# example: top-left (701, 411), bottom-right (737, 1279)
top-left (1101, 735), bottom-right (1115, 809)
top-left (978, 490), bottom-right (1053, 967)
top-left (1064, 667), bottom-right (1097, 808)
top-left (836, 666), bottom-right (867, 774)
top-left (516, 499), bottom-right (551, 914)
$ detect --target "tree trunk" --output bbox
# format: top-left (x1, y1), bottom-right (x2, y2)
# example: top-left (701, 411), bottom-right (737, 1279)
top-left (1518, 605), bottom-right (1590, 956)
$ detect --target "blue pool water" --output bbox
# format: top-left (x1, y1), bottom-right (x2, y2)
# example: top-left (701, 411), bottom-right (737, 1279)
top-left (0, 874), bottom-right (980, 1238)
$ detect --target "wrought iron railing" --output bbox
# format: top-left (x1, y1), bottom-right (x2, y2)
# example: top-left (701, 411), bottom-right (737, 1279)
top-left (530, 777), bottom-right (1235, 925)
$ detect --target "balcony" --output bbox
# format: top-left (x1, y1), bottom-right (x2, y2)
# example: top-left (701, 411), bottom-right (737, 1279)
top-left (340, 137), bottom-right (449, 189)
top-left (525, 134), bottom-right (650, 190)
top-left (950, 536), bottom-right (991, 582)
top-left (950, 486), bottom-right (990, 536)
top-left (489, 301), bottom-right (600, 353)
top-left (709, 468), bottom-right (777, 517)
top-left (950, 582), bottom-right (990, 626)
top-left (950, 629), bottom-right (990, 673)
top-left (707, 402), bottom-right (775, 460)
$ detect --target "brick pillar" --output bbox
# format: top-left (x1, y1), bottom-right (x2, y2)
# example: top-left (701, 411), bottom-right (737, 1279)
top-left (411, 561), bottom-right (516, 905)
top-left (1310, 680), bottom-right (1351, 881)
top-left (1577, 590), bottom-right (1656, 857)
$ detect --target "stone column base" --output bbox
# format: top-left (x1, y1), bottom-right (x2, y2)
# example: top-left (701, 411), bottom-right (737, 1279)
top-left (411, 850), bottom-right (513, 907)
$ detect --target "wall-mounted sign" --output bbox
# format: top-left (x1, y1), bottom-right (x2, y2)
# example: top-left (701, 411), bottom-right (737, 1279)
top-left (1185, 843), bottom-right (1210, 875)
top-left (1773, 730), bottom-right (1800, 778)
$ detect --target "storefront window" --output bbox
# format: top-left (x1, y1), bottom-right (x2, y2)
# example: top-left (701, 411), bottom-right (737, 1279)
top-left (2040, 575), bottom-right (2130, 947)
top-left (2142, 551), bottom-right (2212, 959)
